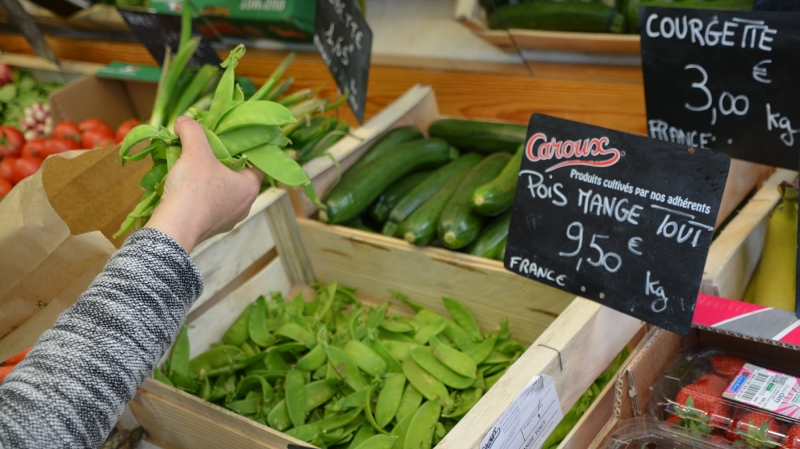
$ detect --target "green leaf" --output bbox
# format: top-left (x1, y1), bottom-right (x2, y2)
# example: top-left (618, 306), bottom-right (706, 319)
top-left (242, 144), bottom-right (309, 186)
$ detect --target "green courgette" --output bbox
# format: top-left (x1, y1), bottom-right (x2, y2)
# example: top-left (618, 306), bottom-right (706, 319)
top-left (343, 215), bottom-right (376, 233)
top-left (438, 153), bottom-right (511, 249)
top-left (382, 154), bottom-right (484, 236)
top-left (370, 171), bottom-right (433, 223)
top-left (321, 139), bottom-right (459, 224)
top-left (473, 145), bottom-right (523, 217)
top-left (466, 210), bottom-right (511, 259)
top-left (341, 126), bottom-right (423, 181)
top-left (399, 167), bottom-right (474, 246)
top-left (429, 119), bottom-right (526, 154)
top-left (489, 2), bottom-right (626, 33)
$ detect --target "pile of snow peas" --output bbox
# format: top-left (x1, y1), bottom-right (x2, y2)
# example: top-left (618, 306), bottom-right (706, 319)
top-left (154, 283), bottom-right (525, 449)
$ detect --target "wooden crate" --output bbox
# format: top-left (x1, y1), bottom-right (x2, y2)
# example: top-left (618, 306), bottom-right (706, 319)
top-left (291, 85), bottom-right (773, 290)
top-left (453, 0), bottom-right (641, 55)
top-left (701, 169), bottom-right (798, 300)
top-left (127, 188), bottom-right (645, 449)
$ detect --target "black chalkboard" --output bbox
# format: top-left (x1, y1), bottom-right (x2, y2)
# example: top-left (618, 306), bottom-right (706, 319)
top-left (504, 114), bottom-right (730, 335)
top-left (313, 0), bottom-right (372, 124)
top-left (0, 0), bottom-right (60, 65)
top-left (118, 9), bottom-right (220, 67)
top-left (640, 7), bottom-right (800, 170)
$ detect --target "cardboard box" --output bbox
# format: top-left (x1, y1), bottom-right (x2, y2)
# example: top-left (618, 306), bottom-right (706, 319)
top-left (48, 72), bottom-right (157, 127)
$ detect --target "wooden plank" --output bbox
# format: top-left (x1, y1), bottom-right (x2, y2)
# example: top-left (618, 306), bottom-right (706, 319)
top-left (185, 257), bottom-right (292, 359)
top-left (454, 0), bottom-right (487, 31)
top-left (130, 387), bottom-right (304, 449)
top-left (264, 193), bottom-right (315, 285)
top-left (715, 161), bottom-right (774, 229)
top-left (189, 189), bottom-right (284, 312)
top-left (438, 299), bottom-right (643, 449)
top-left (558, 369), bottom-right (618, 449)
top-left (0, 35), bottom-right (649, 136)
top-left (298, 218), bottom-right (574, 345)
top-left (701, 169), bottom-right (798, 299)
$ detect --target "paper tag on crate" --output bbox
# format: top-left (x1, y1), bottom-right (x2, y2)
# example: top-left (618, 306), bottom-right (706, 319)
top-left (480, 374), bottom-right (563, 449)
top-left (723, 363), bottom-right (800, 420)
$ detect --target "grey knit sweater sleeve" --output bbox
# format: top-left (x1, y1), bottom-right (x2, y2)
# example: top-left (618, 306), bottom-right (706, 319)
top-left (0, 228), bottom-right (203, 449)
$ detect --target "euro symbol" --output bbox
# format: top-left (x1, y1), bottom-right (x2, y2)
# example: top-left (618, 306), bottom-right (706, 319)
top-left (753, 60), bottom-right (772, 84)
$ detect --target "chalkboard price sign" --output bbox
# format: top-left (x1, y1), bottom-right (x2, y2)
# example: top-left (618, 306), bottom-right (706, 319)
top-left (118, 9), bottom-right (221, 67)
top-left (504, 115), bottom-right (730, 335)
top-left (314, 0), bottom-right (372, 124)
top-left (640, 7), bottom-right (800, 170)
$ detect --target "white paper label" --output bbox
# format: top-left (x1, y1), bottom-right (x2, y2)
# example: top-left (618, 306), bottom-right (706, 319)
top-left (479, 374), bottom-right (563, 449)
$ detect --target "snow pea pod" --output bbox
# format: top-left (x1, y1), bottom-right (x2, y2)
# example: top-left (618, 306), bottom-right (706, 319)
top-left (376, 373), bottom-right (406, 428)
top-left (485, 369), bottom-right (506, 390)
top-left (168, 326), bottom-right (190, 379)
top-left (285, 369), bottom-right (307, 428)
top-left (153, 366), bottom-right (173, 387)
top-left (380, 318), bottom-right (415, 334)
top-left (369, 338), bottom-right (403, 373)
top-left (202, 128), bottom-right (232, 159)
top-left (390, 411), bottom-right (415, 449)
top-left (119, 124), bottom-right (160, 163)
top-left (410, 346), bottom-right (473, 390)
top-left (275, 322), bottom-right (315, 347)
top-left (429, 335), bottom-right (477, 379)
top-left (203, 44), bottom-right (243, 131)
top-left (222, 305), bottom-right (253, 347)
top-left (285, 423), bottom-right (320, 443)
top-left (382, 340), bottom-right (419, 362)
top-left (235, 375), bottom-right (273, 403)
top-left (215, 101), bottom-right (296, 134)
top-left (411, 310), bottom-right (447, 345)
top-left (226, 397), bottom-right (260, 415)
top-left (344, 340), bottom-right (387, 378)
top-left (403, 399), bottom-right (441, 449)
top-left (443, 297), bottom-right (482, 342)
top-left (248, 296), bottom-right (275, 348)
top-left (354, 435), bottom-right (397, 449)
top-left (463, 336), bottom-right (497, 365)
top-left (395, 384), bottom-right (423, 423)
top-left (402, 358), bottom-right (450, 407)
top-left (296, 344), bottom-right (326, 371)
top-left (327, 345), bottom-right (369, 391)
top-left (305, 380), bottom-right (337, 412)
top-left (243, 143), bottom-right (312, 188)
top-left (218, 125), bottom-right (283, 156)
top-left (364, 383), bottom-right (391, 435)
top-left (349, 424), bottom-right (376, 449)
top-left (292, 406), bottom-right (363, 433)
top-left (189, 345), bottom-right (245, 378)
top-left (266, 399), bottom-right (291, 431)
top-left (342, 388), bottom-right (369, 409)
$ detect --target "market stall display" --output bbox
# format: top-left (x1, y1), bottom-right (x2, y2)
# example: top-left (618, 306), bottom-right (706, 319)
top-left (455, 0), bottom-right (753, 54)
top-left (0, 63), bottom-right (61, 138)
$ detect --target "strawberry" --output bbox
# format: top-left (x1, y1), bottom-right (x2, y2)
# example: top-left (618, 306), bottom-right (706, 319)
top-left (711, 355), bottom-right (748, 381)
top-left (698, 373), bottom-right (730, 393)
top-left (783, 424), bottom-right (800, 449)
top-left (708, 434), bottom-right (729, 446)
top-left (728, 411), bottom-right (780, 447)
top-left (667, 414), bottom-right (683, 424)
top-left (674, 380), bottom-right (731, 429)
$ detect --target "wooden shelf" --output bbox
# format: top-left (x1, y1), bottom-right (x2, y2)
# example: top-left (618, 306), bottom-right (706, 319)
top-left (0, 33), bottom-right (647, 135)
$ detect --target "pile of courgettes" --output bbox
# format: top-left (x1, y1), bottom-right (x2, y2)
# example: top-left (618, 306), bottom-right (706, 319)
top-left (320, 118), bottom-right (527, 261)
top-left (483, 0), bottom-right (753, 35)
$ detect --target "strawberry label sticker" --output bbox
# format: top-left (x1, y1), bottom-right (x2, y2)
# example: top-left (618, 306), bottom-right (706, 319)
top-left (723, 363), bottom-right (800, 420)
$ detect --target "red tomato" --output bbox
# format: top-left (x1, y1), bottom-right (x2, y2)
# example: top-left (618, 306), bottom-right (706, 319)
top-left (12, 157), bottom-right (42, 184)
top-left (40, 138), bottom-right (81, 159)
top-left (114, 118), bottom-right (140, 144)
top-left (21, 139), bottom-right (46, 158)
top-left (81, 129), bottom-right (115, 149)
top-left (53, 121), bottom-right (81, 141)
top-left (0, 157), bottom-right (15, 184)
top-left (0, 178), bottom-right (11, 200)
top-left (0, 126), bottom-right (25, 158)
top-left (78, 118), bottom-right (111, 133)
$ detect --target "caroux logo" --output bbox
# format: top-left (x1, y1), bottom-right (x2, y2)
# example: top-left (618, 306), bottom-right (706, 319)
top-left (482, 427), bottom-right (501, 449)
top-left (525, 132), bottom-right (621, 172)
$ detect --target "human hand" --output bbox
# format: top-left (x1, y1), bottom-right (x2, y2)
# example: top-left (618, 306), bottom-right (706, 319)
top-left (145, 116), bottom-right (264, 252)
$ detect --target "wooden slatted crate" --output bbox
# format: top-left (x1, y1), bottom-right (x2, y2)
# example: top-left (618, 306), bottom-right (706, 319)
top-left (453, 0), bottom-right (641, 55)
top-left (126, 187), bottom-right (645, 449)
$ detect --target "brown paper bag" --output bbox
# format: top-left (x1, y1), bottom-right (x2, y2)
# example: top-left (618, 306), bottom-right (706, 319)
top-left (0, 145), bottom-right (149, 360)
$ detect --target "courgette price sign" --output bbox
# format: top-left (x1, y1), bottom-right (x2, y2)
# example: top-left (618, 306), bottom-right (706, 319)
top-left (640, 7), bottom-right (800, 170)
top-left (504, 115), bottom-right (730, 335)
top-left (314, 0), bottom-right (372, 124)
